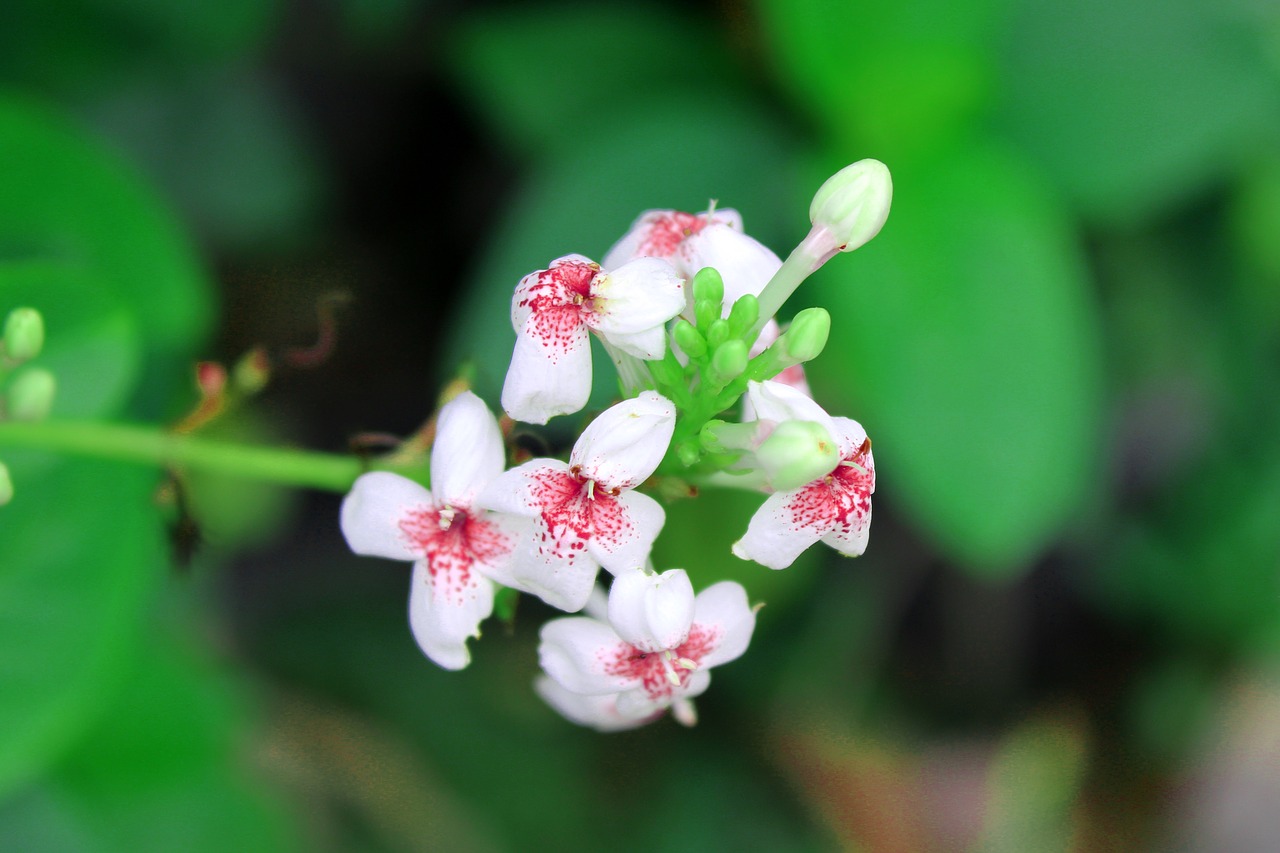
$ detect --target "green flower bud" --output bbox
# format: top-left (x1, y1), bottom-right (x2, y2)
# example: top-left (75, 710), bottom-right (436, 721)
top-left (3, 307), bottom-right (44, 362)
top-left (691, 267), bottom-right (724, 306)
top-left (781, 307), bottom-right (831, 363)
top-left (672, 319), bottom-right (707, 359)
top-left (0, 460), bottom-right (12, 506)
top-left (809, 158), bottom-right (892, 253)
top-left (726, 294), bottom-right (759, 339)
top-left (705, 317), bottom-right (729, 349)
top-left (757, 420), bottom-right (839, 490)
top-left (708, 339), bottom-right (748, 386)
top-left (6, 367), bottom-right (56, 421)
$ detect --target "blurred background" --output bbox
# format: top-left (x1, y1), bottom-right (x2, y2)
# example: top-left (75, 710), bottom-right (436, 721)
top-left (2, 0), bottom-right (1279, 850)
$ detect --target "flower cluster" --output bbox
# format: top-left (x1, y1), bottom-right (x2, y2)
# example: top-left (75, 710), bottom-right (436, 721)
top-left (340, 158), bottom-right (892, 729)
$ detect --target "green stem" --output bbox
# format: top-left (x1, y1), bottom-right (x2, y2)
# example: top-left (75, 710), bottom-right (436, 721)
top-left (0, 419), bottom-right (368, 492)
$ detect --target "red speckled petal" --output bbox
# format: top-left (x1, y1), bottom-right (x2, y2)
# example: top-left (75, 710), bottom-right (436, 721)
top-left (407, 559), bottom-right (495, 671)
top-left (501, 304), bottom-right (592, 425)
top-left (584, 489), bottom-right (665, 576)
top-left (692, 581), bottom-right (756, 668)
top-left (539, 617), bottom-right (639, 695)
top-left (731, 488), bottom-right (827, 570)
top-left (340, 471), bottom-right (433, 561)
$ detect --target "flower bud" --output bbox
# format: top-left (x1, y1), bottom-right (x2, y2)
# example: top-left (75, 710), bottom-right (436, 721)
top-left (809, 158), bottom-right (892, 253)
top-left (781, 307), bottom-right (831, 363)
top-left (756, 419), bottom-right (839, 490)
top-left (232, 346), bottom-right (271, 395)
top-left (0, 460), bottom-right (12, 506)
top-left (608, 567), bottom-right (695, 652)
top-left (672, 319), bottom-right (706, 359)
top-left (708, 339), bottom-right (748, 386)
top-left (6, 367), bottom-right (56, 421)
top-left (3, 307), bottom-right (44, 362)
top-left (726, 294), bottom-right (759, 339)
top-left (691, 267), bottom-right (724, 306)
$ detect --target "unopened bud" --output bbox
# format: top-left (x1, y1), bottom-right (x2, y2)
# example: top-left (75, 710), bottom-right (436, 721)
top-left (781, 307), bottom-right (831, 362)
top-left (196, 361), bottom-right (227, 398)
top-left (672, 319), bottom-right (707, 359)
top-left (810, 158), bottom-right (892, 253)
top-left (6, 367), bottom-right (56, 421)
top-left (3, 308), bottom-right (44, 362)
top-left (708, 339), bottom-right (748, 385)
top-left (0, 460), bottom-right (12, 506)
top-left (691, 267), bottom-right (724, 306)
top-left (726, 294), bottom-right (759, 339)
top-left (757, 419), bottom-right (839, 490)
top-left (232, 346), bottom-right (271, 395)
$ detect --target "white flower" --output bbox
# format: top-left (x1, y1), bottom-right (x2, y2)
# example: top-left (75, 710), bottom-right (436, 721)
top-left (732, 381), bottom-right (876, 570)
top-left (501, 254), bottom-right (684, 425)
top-left (339, 391), bottom-right (526, 670)
top-left (537, 570), bottom-right (757, 728)
top-left (475, 391), bottom-right (675, 612)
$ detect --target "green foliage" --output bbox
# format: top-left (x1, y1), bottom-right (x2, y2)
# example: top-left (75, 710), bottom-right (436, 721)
top-left (810, 143), bottom-right (1104, 576)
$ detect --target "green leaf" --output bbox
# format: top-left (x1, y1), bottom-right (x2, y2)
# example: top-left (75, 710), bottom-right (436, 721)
top-left (0, 460), bottom-right (164, 798)
top-left (808, 143), bottom-right (1105, 577)
top-left (0, 94), bottom-right (214, 413)
top-left (754, 0), bottom-right (1007, 156)
top-left (444, 4), bottom-right (742, 158)
top-left (994, 0), bottom-right (1280, 224)
top-left (0, 623), bottom-right (300, 853)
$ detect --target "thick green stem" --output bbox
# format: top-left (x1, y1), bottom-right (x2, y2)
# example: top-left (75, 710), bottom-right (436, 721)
top-left (0, 419), bottom-right (368, 492)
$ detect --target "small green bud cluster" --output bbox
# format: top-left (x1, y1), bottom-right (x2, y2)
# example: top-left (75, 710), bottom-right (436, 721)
top-left (1, 307), bottom-right (56, 423)
top-left (646, 269), bottom-right (833, 474)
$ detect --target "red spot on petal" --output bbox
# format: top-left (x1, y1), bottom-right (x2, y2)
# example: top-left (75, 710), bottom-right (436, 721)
top-left (601, 623), bottom-right (722, 700)
top-left (514, 260), bottom-right (601, 358)
top-left (785, 442), bottom-right (875, 539)
top-left (637, 211), bottom-right (710, 258)
top-left (527, 468), bottom-right (633, 565)
top-left (398, 506), bottom-right (512, 604)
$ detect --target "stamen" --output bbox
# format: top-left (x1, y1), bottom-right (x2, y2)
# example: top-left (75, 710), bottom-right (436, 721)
top-left (840, 459), bottom-right (868, 475)
top-left (437, 506), bottom-right (457, 531)
top-left (676, 657), bottom-right (698, 671)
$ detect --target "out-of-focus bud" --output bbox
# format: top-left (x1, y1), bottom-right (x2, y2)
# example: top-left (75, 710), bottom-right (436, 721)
top-left (0, 460), bottom-right (12, 506)
top-left (781, 307), bottom-right (831, 363)
top-left (809, 158), bottom-right (893, 253)
top-left (6, 367), bottom-right (56, 421)
top-left (232, 346), bottom-right (271, 395)
top-left (3, 307), bottom-right (44, 362)
top-left (756, 419), bottom-right (839, 490)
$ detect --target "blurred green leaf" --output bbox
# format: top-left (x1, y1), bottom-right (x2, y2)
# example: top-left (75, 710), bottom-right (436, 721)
top-left (995, 0), bottom-right (1280, 225)
top-left (0, 94), bottom-right (214, 414)
top-left (977, 710), bottom-right (1088, 853)
top-left (444, 4), bottom-right (742, 159)
top-left (0, 460), bottom-right (163, 799)
top-left (442, 91), bottom-right (801, 430)
top-left (0, 621), bottom-right (300, 853)
top-left (754, 0), bottom-right (1007, 157)
top-left (809, 143), bottom-right (1104, 576)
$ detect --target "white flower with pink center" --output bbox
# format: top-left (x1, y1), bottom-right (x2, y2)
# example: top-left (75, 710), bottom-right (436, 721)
top-left (603, 208), bottom-right (812, 399)
top-left (732, 381), bottom-right (876, 570)
top-left (501, 253), bottom-right (684, 425)
top-left (476, 391), bottom-right (675, 613)
top-left (340, 391), bottom-right (527, 670)
top-left (537, 568), bottom-right (757, 728)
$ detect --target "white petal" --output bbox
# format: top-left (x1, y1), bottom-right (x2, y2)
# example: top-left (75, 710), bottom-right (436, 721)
top-left (679, 223), bottom-right (781, 306)
top-left (340, 472), bottom-right (433, 561)
top-left (466, 511), bottom-right (532, 586)
top-left (474, 458), bottom-right (572, 518)
top-left (501, 314), bottom-right (592, 425)
top-left (831, 416), bottom-right (874, 471)
top-left (534, 676), bottom-right (656, 732)
top-left (731, 489), bottom-right (826, 570)
top-left (744, 380), bottom-right (838, 440)
top-left (510, 253), bottom-right (595, 331)
top-left (821, 501), bottom-right (872, 557)
top-left (571, 391), bottom-right (675, 488)
top-left (602, 209), bottom-right (742, 270)
top-left (585, 490), bottom-right (665, 576)
top-left (504, 527), bottom-right (603, 612)
top-left (691, 581), bottom-right (757, 668)
top-left (539, 616), bottom-right (640, 695)
top-left (607, 567), bottom-right (694, 652)
top-left (407, 561), bottom-right (495, 671)
top-left (589, 257), bottom-right (685, 339)
top-left (430, 390), bottom-right (506, 508)
top-left (597, 324), bottom-right (669, 361)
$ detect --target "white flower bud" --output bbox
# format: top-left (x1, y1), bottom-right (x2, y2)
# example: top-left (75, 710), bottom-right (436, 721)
top-left (608, 567), bottom-right (694, 652)
top-left (809, 159), bottom-right (893, 253)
